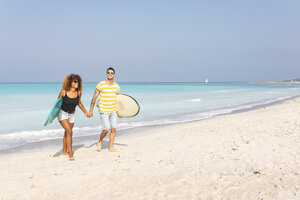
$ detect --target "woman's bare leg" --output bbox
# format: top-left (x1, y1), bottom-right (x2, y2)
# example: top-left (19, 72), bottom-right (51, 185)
top-left (60, 120), bottom-right (74, 160)
top-left (62, 122), bottom-right (74, 155)
top-left (62, 131), bottom-right (68, 155)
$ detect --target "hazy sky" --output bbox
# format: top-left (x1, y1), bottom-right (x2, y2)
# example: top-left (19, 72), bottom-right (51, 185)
top-left (1, 0), bottom-right (299, 82)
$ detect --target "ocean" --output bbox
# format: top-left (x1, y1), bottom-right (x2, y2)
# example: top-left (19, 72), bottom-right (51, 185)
top-left (1, 82), bottom-right (300, 150)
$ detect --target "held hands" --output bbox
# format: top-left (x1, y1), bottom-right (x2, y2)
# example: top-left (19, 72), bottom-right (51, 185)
top-left (89, 111), bottom-right (93, 117)
top-left (85, 112), bottom-right (92, 118)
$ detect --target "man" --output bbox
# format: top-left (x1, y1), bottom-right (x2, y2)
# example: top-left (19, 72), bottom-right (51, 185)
top-left (89, 67), bottom-right (120, 152)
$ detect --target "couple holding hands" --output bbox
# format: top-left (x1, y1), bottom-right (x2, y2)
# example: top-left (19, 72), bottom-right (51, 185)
top-left (57, 67), bottom-right (120, 160)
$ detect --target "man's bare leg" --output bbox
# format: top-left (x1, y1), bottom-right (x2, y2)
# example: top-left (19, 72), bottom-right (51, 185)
top-left (97, 129), bottom-right (109, 150)
top-left (109, 128), bottom-right (118, 152)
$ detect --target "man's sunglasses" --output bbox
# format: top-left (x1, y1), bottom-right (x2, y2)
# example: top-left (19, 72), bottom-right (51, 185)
top-left (107, 72), bottom-right (114, 75)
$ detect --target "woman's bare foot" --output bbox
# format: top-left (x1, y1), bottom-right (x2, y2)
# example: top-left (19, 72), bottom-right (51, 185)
top-left (97, 141), bottom-right (102, 150)
top-left (108, 148), bottom-right (118, 152)
top-left (62, 152), bottom-right (68, 155)
top-left (69, 154), bottom-right (74, 161)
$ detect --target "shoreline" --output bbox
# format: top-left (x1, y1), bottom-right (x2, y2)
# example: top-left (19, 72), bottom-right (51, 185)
top-left (251, 81), bottom-right (300, 83)
top-left (1, 94), bottom-right (299, 156)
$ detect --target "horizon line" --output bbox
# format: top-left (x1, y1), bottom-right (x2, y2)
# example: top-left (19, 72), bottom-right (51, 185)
top-left (0, 81), bottom-right (294, 84)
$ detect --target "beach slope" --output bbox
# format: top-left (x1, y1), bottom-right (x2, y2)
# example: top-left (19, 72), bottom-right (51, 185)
top-left (1, 98), bottom-right (300, 199)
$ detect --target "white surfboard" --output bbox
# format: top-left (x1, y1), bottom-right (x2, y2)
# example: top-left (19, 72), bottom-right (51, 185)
top-left (116, 94), bottom-right (140, 118)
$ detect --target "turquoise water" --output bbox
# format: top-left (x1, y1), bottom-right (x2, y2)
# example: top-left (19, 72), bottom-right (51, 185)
top-left (1, 82), bottom-right (300, 150)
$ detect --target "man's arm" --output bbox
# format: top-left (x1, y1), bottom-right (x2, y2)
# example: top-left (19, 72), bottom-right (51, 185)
top-left (89, 89), bottom-right (100, 117)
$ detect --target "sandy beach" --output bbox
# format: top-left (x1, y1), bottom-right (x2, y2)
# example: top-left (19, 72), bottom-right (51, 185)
top-left (1, 98), bottom-right (300, 200)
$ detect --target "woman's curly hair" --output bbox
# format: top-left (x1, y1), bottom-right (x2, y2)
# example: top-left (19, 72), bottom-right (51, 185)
top-left (62, 73), bottom-right (83, 92)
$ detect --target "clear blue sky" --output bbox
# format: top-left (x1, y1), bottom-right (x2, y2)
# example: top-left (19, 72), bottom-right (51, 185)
top-left (1, 0), bottom-right (299, 82)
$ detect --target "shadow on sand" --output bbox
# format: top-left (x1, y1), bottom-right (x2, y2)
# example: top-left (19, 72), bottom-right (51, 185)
top-left (53, 141), bottom-right (127, 157)
top-left (53, 144), bottom-right (84, 157)
top-left (87, 141), bottom-right (127, 149)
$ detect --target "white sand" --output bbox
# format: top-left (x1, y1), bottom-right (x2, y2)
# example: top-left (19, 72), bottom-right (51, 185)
top-left (1, 98), bottom-right (300, 200)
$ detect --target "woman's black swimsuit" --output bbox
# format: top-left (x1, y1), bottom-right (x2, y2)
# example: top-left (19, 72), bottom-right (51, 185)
top-left (61, 92), bottom-right (79, 114)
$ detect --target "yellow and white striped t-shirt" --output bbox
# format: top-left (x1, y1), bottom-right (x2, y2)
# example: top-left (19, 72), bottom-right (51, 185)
top-left (96, 81), bottom-right (120, 113)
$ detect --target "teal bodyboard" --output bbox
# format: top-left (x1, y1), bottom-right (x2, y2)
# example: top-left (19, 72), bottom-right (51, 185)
top-left (44, 98), bottom-right (63, 126)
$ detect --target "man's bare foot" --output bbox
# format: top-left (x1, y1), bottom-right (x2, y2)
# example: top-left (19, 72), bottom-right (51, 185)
top-left (97, 141), bottom-right (102, 150)
top-left (108, 148), bottom-right (118, 152)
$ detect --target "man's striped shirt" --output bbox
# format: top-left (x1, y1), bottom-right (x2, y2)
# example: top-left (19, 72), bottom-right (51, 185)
top-left (96, 81), bottom-right (120, 113)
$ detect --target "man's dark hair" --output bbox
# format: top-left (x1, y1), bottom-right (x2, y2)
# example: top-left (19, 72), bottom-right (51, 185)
top-left (107, 67), bottom-right (115, 74)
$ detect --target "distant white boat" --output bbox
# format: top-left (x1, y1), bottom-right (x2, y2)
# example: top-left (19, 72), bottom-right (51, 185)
top-left (205, 79), bottom-right (208, 83)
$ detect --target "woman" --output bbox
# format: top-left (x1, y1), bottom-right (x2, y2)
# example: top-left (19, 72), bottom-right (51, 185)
top-left (58, 73), bottom-right (90, 160)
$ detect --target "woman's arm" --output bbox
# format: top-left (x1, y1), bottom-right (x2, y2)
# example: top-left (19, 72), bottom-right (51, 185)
top-left (78, 92), bottom-right (90, 117)
top-left (58, 90), bottom-right (65, 99)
